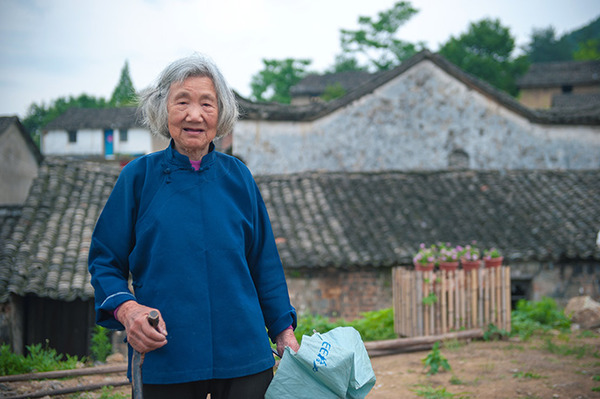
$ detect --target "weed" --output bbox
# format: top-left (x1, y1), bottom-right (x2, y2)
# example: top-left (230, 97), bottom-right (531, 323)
top-left (70, 386), bottom-right (128, 399)
top-left (90, 325), bottom-right (112, 362)
top-left (411, 384), bottom-right (470, 398)
top-left (444, 339), bottom-right (463, 351)
top-left (593, 386), bottom-right (600, 392)
top-left (511, 297), bottom-right (571, 340)
top-left (483, 323), bottom-right (509, 341)
top-left (296, 307), bottom-right (396, 342)
top-left (543, 338), bottom-right (596, 359)
top-left (449, 375), bottom-right (465, 385)
top-left (513, 370), bottom-right (543, 379)
top-left (422, 341), bottom-right (451, 375)
top-left (0, 342), bottom-right (80, 375)
top-left (578, 330), bottom-right (597, 338)
top-left (593, 375), bottom-right (600, 381)
top-left (423, 292), bottom-right (438, 305)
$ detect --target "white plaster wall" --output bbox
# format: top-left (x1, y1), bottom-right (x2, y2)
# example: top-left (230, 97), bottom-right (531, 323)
top-left (234, 60), bottom-right (600, 175)
top-left (114, 128), bottom-right (153, 155)
top-left (43, 128), bottom-right (154, 156)
top-left (43, 129), bottom-right (104, 156)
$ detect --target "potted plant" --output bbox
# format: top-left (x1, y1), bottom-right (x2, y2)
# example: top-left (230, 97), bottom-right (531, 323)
top-left (484, 247), bottom-right (503, 268)
top-left (413, 243), bottom-right (436, 271)
top-left (437, 242), bottom-right (459, 271)
top-left (459, 242), bottom-right (481, 271)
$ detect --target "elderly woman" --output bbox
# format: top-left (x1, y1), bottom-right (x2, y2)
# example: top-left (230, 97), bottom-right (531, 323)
top-left (88, 54), bottom-right (299, 399)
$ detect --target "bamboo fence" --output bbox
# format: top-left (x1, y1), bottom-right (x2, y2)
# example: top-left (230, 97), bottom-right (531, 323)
top-left (392, 266), bottom-right (511, 337)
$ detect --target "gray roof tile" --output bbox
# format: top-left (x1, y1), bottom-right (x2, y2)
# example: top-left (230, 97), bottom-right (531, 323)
top-left (1, 161), bottom-right (598, 302)
top-left (43, 107), bottom-right (142, 131)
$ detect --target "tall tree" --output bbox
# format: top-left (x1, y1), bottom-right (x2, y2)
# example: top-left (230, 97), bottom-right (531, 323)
top-left (338, 1), bottom-right (422, 71)
top-left (250, 58), bottom-right (312, 103)
top-left (110, 61), bottom-right (137, 106)
top-left (439, 18), bottom-right (529, 96)
top-left (525, 27), bottom-right (572, 63)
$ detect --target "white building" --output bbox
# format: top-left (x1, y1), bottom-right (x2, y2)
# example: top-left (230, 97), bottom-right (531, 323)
top-left (42, 107), bottom-right (168, 159)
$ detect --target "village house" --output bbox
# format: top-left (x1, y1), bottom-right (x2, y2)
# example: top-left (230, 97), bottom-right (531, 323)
top-left (234, 51), bottom-right (600, 175)
top-left (41, 107), bottom-right (168, 160)
top-left (0, 116), bottom-right (43, 205)
top-left (517, 59), bottom-right (600, 110)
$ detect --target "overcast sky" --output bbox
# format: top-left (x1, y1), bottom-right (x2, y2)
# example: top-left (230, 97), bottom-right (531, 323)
top-left (0, 0), bottom-right (598, 118)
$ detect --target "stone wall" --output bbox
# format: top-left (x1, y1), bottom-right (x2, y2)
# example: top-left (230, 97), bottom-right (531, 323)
top-left (234, 60), bottom-right (600, 175)
top-left (286, 267), bottom-right (393, 320)
top-left (285, 262), bottom-right (600, 322)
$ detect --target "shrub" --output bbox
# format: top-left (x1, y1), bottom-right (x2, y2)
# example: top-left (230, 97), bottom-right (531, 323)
top-left (90, 325), bottom-right (112, 362)
top-left (511, 297), bottom-right (571, 340)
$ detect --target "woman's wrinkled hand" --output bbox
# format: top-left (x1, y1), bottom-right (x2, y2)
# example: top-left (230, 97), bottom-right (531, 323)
top-left (275, 327), bottom-right (300, 357)
top-left (116, 300), bottom-right (168, 353)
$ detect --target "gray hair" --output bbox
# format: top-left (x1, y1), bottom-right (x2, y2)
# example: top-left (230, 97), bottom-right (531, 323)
top-left (138, 54), bottom-right (238, 139)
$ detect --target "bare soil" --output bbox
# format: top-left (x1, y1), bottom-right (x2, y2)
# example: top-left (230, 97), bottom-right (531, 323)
top-left (2, 334), bottom-right (599, 399)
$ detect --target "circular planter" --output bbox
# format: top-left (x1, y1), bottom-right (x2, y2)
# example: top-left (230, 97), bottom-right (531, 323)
top-left (461, 259), bottom-right (481, 271)
top-left (439, 261), bottom-right (459, 271)
top-left (414, 262), bottom-right (434, 271)
top-left (484, 256), bottom-right (503, 268)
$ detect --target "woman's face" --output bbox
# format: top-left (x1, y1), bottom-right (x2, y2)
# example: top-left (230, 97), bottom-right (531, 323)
top-left (167, 76), bottom-right (219, 160)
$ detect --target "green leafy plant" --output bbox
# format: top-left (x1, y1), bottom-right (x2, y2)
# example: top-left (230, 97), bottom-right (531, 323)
top-left (423, 292), bottom-right (438, 305)
top-left (483, 247), bottom-right (502, 260)
top-left (0, 342), bottom-right (79, 375)
top-left (513, 370), bottom-right (543, 379)
top-left (483, 323), bottom-right (509, 341)
top-left (295, 307), bottom-right (396, 343)
top-left (437, 242), bottom-right (460, 263)
top-left (90, 325), bottom-right (112, 362)
top-left (511, 297), bottom-right (571, 340)
top-left (422, 341), bottom-right (451, 375)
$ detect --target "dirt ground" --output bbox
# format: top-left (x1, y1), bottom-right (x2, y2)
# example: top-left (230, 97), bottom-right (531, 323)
top-left (2, 333), bottom-right (599, 399)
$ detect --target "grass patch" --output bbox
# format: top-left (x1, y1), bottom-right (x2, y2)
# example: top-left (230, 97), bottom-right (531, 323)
top-left (513, 370), bottom-right (543, 379)
top-left (412, 384), bottom-right (471, 398)
top-left (542, 338), bottom-right (597, 359)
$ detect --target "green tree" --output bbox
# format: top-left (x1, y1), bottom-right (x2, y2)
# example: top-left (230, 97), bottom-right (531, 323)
top-left (329, 54), bottom-right (367, 73)
top-left (250, 58), bottom-right (312, 103)
top-left (573, 38), bottom-right (600, 60)
top-left (339, 1), bottom-right (423, 71)
top-left (525, 27), bottom-right (572, 62)
top-left (110, 60), bottom-right (137, 106)
top-left (439, 18), bottom-right (529, 96)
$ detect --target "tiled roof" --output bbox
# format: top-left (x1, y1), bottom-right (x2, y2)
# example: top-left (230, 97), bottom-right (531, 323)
top-left (257, 170), bottom-right (600, 269)
top-left (290, 71), bottom-right (384, 97)
top-left (237, 51), bottom-right (600, 125)
top-left (552, 92), bottom-right (600, 109)
top-left (0, 158), bottom-right (120, 302)
top-left (0, 206), bottom-right (22, 248)
top-left (1, 161), bottom-right (598, 302)
top-left (517, 60), bottom-right (600, 88)
top-left (43, 107), bottom-right (142, 131)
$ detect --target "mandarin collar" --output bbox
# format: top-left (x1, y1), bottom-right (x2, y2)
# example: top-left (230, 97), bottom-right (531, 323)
top-left (166, 140), bottom-right (216, 169)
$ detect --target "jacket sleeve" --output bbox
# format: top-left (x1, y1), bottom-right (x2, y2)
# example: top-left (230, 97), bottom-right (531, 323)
top-left (245, 175), bottom-right (297, 341)
top-left (88, 165), bottom-right (140, 330)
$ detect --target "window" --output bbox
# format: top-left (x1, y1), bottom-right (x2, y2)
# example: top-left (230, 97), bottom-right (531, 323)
top-left (119, 129), bottom-right (128, 142)
top-left (561, 85), bottom-right (573, 94)
top-left (68, 130), bottom-right (77, 143)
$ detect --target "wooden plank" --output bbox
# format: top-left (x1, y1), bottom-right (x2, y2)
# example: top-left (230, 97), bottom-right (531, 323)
top-left (441, 271), bottom-right (447, 334)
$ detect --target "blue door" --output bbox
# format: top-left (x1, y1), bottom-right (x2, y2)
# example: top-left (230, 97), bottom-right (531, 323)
top-left (104, 129), bottom-right (114, 158)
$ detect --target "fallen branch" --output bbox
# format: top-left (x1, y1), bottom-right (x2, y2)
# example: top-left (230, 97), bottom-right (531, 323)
top-left (0, 364), bottom-right (127, 382)
top-left (365, 328), bottom-right (483, 357)
top-left (4, 379), bottom-right (130, 399)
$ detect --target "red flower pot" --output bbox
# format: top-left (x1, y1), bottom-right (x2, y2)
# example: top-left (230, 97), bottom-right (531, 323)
top-left (461, 259), bottom-right (481, 271)
top-left (414, 262), bottom-right (434, 271)
top-left (484, 256), bottom-right (503, 268)
top-left (439, 261), bottom-right (459, 271)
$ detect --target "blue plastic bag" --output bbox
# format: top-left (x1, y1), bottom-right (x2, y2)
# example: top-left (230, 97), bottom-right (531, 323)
top-left (265, 326), bottom-right (376, 398)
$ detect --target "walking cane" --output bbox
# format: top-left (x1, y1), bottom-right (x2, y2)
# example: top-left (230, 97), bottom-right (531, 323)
top-left (132, 310), bottom-right (160, 399)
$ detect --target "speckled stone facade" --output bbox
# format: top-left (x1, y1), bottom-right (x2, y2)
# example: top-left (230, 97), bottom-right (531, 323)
top-left (234, 60), bottom-right (600, 175)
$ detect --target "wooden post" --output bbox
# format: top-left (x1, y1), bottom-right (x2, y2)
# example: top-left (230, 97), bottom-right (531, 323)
top-left (441, 271), bottom-right (447, 334)
top-left (416, 271), bottom-right (423, 336)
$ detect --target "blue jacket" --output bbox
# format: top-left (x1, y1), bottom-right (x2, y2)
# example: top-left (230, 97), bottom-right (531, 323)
top-left (88, 142), bottom-right (296, 383)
